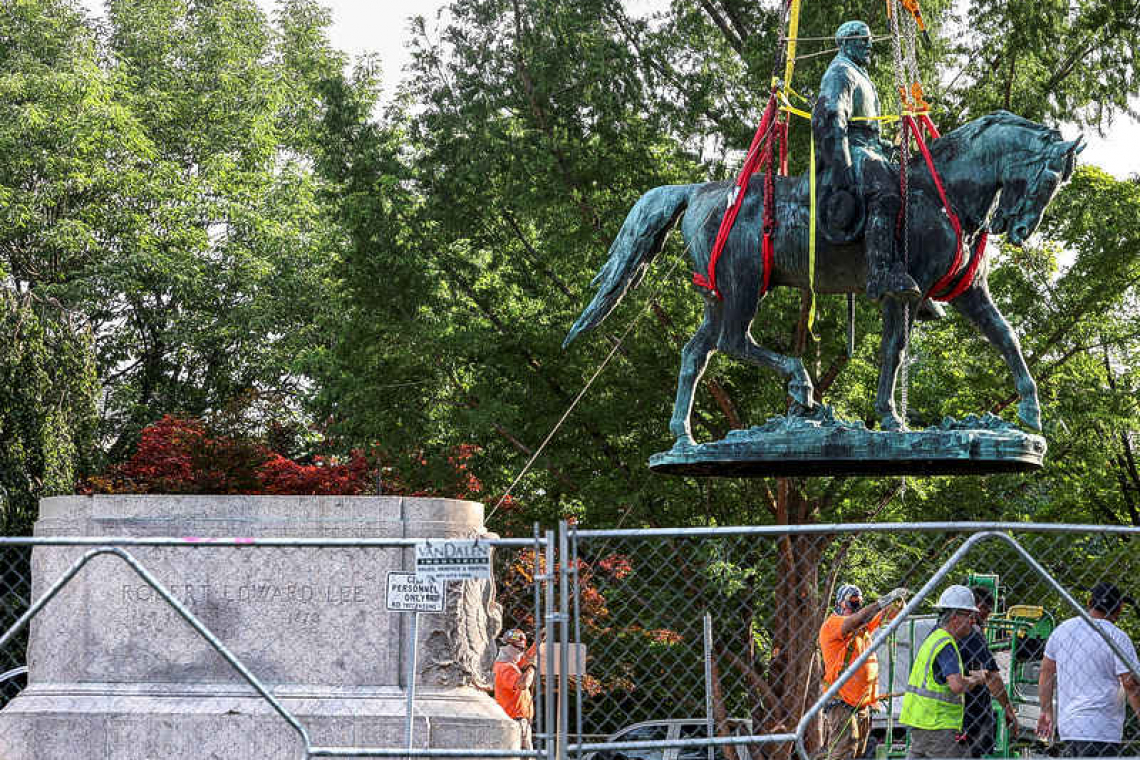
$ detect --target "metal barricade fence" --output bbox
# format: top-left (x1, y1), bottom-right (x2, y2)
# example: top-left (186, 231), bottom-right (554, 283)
top-left (0, 546), bottom-right (29, 705)
top-left (0, 534), bottom-right (551, 759)
top-left (0, 523), bottom-right (1138, 760)
top-left (567, 523), bottom-right (1140, 760)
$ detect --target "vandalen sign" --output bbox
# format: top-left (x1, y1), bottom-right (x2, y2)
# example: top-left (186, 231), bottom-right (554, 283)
top-left (413, 539), bottom-right (492, 582)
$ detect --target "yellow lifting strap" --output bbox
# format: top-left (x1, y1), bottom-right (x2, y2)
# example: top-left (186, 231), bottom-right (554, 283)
top-left (776, 85), bottom-right (818, 334)
top-left (780, 0), bottom-right (815, 331)
top-left (783, 0), bottom-right (803, 92)
top-left (778, 5), bottom-right (930, 337)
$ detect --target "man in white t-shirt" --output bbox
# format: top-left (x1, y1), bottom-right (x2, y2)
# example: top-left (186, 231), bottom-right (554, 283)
top-left (1037, 582), bottom-right (1140, 757)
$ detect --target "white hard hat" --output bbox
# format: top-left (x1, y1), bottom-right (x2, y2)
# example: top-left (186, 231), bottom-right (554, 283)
top-left (935, 584), bottom-right (979, 612)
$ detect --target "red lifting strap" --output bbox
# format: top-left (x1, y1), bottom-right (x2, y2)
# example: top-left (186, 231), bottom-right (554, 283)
top-left (693, 89), bottom-right (780, 300)
top-left (934, 231), bottom-right (988, 302)
top-left (904, 114), bottom-right (982, 300)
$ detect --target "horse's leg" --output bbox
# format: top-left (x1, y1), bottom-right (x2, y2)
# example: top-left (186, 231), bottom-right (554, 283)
top-left (669, 301), bottom-right (719, 447)
top-left (874, 299), bottom-right (918, 431)
top-left (950, 283), bottom-right (1041, 430)
top-left (717, 290), bottom-right (815, 412)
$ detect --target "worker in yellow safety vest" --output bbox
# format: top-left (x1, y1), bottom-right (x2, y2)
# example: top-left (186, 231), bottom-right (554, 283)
top-left (900, 585), bottom-right (988, 758)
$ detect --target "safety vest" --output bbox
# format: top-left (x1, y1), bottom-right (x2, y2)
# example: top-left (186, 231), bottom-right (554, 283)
top-left (899, 628), bottom-right (964, 731)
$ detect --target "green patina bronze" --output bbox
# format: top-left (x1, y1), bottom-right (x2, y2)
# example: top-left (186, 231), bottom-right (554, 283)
top-left (564, 22), bottom-right (1084, 477)
top-left (814, 20), bottom-right (922, 302)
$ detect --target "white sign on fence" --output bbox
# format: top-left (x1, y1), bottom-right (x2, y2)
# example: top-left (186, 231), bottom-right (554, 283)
top-left (385, 572), bottom-right (446, 612)
top-left (535, 642), bottom-right (588, 678)
top-left (414, 539), bottom-right (492, 582)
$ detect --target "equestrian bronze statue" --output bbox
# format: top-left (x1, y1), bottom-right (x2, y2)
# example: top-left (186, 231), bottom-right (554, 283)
top-left (564, 26), bottom-right (1086, 474)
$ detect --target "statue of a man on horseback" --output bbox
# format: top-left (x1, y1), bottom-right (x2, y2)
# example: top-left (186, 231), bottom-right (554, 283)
top-left (563, 15), bottom-right (1085, 473)
top-left (813, 21), bottom-right (922, 303)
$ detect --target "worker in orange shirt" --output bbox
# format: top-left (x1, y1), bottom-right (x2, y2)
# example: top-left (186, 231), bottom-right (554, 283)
top-left (819, 584), bottom-right (908, 759)
top-left (494, 628), bottom-right (538, 750)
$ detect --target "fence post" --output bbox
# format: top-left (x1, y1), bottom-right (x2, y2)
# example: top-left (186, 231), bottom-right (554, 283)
top-left (405, 610), bottom-right (419, 754)
top-left (545, 529), bottom-right (556, 760)
top-left (704, 612), bottom-right (714, 760)
top-left (571, 522), bottom-right (583, 760)
top-left (558, 520), bottom-right (570, 760)
top-left (533, 523), bottom-right (544, 751)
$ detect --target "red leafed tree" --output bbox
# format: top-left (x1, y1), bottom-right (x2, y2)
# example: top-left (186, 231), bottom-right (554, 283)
top-left (83, 416), bottom-right (499, 498)
top-left (497, 546), bottom-right (648, 697)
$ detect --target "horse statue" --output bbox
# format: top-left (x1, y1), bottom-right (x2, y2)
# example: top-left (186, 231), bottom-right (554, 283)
top-left (564, 111), bottom-right (1083, 455)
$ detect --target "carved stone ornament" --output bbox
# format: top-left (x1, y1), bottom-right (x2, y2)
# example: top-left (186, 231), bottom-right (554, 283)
top-left (420, 532), bottom-right (504, 689)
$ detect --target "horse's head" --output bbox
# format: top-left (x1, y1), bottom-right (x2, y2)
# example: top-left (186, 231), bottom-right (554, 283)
top-left (990, 123), bottom-right (1085, 245)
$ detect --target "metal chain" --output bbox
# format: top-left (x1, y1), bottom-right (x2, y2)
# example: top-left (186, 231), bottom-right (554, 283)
top-left (887, 0), bottom-right (912, 499)
top-left (903, 12), bottom-right (920, 88)
top-left (899, 0), bottom-right (923, 450)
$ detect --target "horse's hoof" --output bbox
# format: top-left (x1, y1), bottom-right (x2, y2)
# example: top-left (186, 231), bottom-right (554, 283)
top-left (671, 435), bottom-right (698, 452)
top-left (1018, 399), bottom-right (1042, 431)
top-left (916, 299), bottom-right (946, 321)
top-left (880, 414), bottom-right (907, 432)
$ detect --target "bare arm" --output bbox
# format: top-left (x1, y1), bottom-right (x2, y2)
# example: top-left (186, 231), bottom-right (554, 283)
top-left (840, 603), bottom-right (883, 637)
top-left (1037, 656), bottom-right (1057, 739)
top-left (1122, 672), bottom-right (1140, 717)
top-left (944, 671), bottom-right (984, 695)
top-left (518, 629), bottom-right (545, 669)
top-left (986, 670), bottom-right (1017, 728)
top-left (519, 663), bottom-right (536, 691)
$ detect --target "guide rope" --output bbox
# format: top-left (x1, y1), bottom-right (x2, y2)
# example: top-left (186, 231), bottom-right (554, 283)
top-left (486, 202), bottom-right (721, 522)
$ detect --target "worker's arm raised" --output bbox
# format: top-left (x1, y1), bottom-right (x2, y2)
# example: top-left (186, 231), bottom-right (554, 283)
top-left (839, 602), bottom-right (880, 636)
top-left (839, 588), bottom-right (907, 637)
top-left (517, 661), bottom-right (537, 691)
top-left (518, 629), bottom-right (545, 670)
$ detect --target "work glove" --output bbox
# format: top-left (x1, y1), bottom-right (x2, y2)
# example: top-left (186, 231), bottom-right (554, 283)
top-left (877, 587), bottom-right (909, 609)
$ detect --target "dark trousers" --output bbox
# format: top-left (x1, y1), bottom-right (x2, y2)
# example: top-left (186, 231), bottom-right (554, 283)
top-left (1061, 740), bottom-right (1121, 757)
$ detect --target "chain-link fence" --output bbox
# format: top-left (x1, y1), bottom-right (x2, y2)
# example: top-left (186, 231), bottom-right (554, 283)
top-left (0, 535), bottom-right (550, 759)
top-left (0, 524), bottom-right (1138, 760)
top-left (0, 546), bottom-right (29, 706)
top-left (569, 524), bottom-right (1140, 760)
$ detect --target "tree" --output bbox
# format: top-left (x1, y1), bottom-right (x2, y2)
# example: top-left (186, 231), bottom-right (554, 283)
top-left (310, 0), bottom-right (1140, 744)
top-left (0, 292), bottom-right (97, 535)
top-left (2, 0), bottom-right (357, 467)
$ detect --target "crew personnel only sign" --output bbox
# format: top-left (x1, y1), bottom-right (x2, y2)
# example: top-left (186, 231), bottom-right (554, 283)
top-left (385, 572), bottom-right (446, 612)
top-left (414, 539), bottom-right (492, 582)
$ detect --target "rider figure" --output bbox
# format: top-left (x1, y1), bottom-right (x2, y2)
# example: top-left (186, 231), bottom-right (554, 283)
top-left (813, 20), bottom-right (922, 303)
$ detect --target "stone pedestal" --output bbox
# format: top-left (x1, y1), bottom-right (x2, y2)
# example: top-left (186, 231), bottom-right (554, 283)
top-left (0, 495), bottom-right (517, 759)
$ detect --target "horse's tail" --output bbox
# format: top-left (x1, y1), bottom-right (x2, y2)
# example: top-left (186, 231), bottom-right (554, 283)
top-left (563, 184), bottom-right (695, 348)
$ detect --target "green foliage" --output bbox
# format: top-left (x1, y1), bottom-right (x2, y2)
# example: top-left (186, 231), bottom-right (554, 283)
top-left (946, 0), bottom-right (1140, 130)
top-left (2, 0), bottom-right (1140, 539)
top-left (3, 0), bottom-right (1140, 734)
top-left (1, 0), bottom-right (355, 469)
top-left (298, 0), bottom-right (1140, 539)
top-left (0, 292), bottom-right (97, 535)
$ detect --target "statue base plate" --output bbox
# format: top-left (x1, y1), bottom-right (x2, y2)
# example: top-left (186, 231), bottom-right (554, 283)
top-left (649, 408), bottom-right (1046, 477)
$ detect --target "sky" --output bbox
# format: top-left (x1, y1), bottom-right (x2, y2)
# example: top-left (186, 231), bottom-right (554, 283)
top-left (79, 0), bottom-right (1139, 178)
